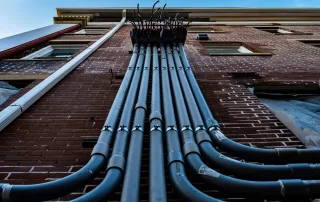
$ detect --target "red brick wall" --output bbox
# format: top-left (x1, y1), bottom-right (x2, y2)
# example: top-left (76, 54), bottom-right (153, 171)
top-left (0, 26), bottom-right (132, 201)
top-left (0, 25), bottom-right (319, 201)
top-left (185, 25), bottom-right (320, 150)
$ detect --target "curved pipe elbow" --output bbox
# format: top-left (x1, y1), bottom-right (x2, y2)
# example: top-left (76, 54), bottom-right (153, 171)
top-left (169, 162), bottom-right (222, 202)
top-left (185, 153), bottom-right (319, 199)
top-left (0, 155), bottom-right (105, 202)
top-left (71, 168), bottom-right (122, 202)
top-left (209, 129), bottom-right (320, 164)
top-left (200, 141), bottom-right (320, 180)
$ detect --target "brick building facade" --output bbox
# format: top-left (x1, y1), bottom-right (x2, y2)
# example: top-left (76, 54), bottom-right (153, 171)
top-left (0, 8), bottom-right (320, 202)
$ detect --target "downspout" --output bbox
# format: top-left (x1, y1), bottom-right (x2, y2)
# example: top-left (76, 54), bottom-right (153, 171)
top-left (161, 45), bottom-right (221, 202)
top-left (71, 45), bottom-right (146, 202)
top-left (178, 43), bottom-right (320, 164)
top-left (168, 45), bottom-right (320, 199)
top-left (171, 46), bottom-right (320, 181)
top-left (0, 12), bottom-right (128, 202)
top-left (149, 45), bottom-right (167, 202)
top-left (0, 10), bottom-right (126, 132)
top-left (120, 45), bottom-right (151, 202)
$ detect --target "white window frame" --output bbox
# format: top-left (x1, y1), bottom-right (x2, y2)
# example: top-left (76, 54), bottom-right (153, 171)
top-left (277, 29), bottom-right (293, 34)
top-left (205, 45), bottom-right (253, 54)
top-left (22, 44), bottom-right (84, 59)
top-left (75, 29), bottom-right (108, 34)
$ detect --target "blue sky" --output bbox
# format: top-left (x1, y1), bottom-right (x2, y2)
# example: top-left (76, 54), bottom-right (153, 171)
top-left (1, 0), bottom-right (320, 39)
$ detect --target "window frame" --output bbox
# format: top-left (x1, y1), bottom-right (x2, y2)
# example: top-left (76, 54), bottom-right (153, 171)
top-left (295, 39), bottom-right (320, 48)
top-left (200, 41), bottom-right (273, 56)
top-left (187, 26), bottom-right (227, 33)
top-left (251, 26), bottom-right (313, 35)
top-left (22, 44), bottom-right (85, 60)
top-left (74, 28), bottom-right (109, 35)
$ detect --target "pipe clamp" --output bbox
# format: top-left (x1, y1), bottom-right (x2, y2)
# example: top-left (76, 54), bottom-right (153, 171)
top-left (208, 125), bottom-right (220, 132)
top-left (150, 125), bottom-right (162, 132)
top-left (195, 125), bottom-right (206, 133)
top-left (132, 125), bottom-right (143, 132)
top-left (101, 125), bottom-right (113, 132)
top-left (166, 125), bottom-right (178, 133)
top-left (117, 125), bottom-right (129, 133)
top-left (181, 125), bottom-right (193, 133)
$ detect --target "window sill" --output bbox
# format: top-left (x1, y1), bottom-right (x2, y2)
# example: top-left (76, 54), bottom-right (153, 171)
top-left (274, 33), bottom-right (313, 35)
top-left (188, 31), bottom-right (228, 33)
top-left (209, 52), bottom-right (273, 56)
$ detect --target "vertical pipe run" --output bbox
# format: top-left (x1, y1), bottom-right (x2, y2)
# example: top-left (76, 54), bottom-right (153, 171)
top-left (166, 45), bottom-right (201, 163)
top-left (149, 45), bottom-right (167, 202)
top-left (162, 45), bottom-right (221, 202)
top-left (71, 45), bottom-right (146, 202)
top-left (121, 45), bottom-right (151, 202)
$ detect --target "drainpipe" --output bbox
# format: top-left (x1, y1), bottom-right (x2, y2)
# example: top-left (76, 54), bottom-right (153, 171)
top-left (120, 45), bottom-right (151, 202)
top-left (171, 46), bottom-right (320, 180)
top-left (71, 45), bottom-right (146, 202)
top-left (0, 11), bottom-right (126, 132)
top-left (162, 45), bottom-right (221, 202)
top-left (149, 45), bottom-right (167, 202)
top-left (0, 14), bottom-right (128, 202)
top-left (168, 45), bottom-right (320, 199)
top-left (178, 43), bottom-right (320, 164)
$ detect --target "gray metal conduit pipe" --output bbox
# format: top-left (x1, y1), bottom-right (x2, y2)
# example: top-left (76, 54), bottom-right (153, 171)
top-left (171, 46), bottom-right (320, 181)
top-left (71, 45), bottom-right (146, 202)
top-left (120, 45), bottom-right (151, 202)
top-left (168, 45), bottom-right (320, 199)
top-left (161, 45), bottom-right (221, 202)
top-left (0, 44), bottom-right (138, 202)
top-left (178, 43), bottom-right (320, 164)
top-left (149, 45), bottom-right (167, 202)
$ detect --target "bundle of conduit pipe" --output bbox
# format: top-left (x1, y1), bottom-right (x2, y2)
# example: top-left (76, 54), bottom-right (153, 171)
top-left (2, 1), bottom-right (320, 202)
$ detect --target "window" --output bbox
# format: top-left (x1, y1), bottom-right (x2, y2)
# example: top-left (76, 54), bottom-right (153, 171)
top-left (253, 26), bottom-right (311, 35)
top-left (298, 40), bottom-right (320, 48)
top-left (187, 26), bottom-right (226, 33)
top-left (188, 27), bottom-right (215, 33)
top-left (75, 29), bottom-right (108, 34)
top-left (200, 42), bottom-right (272, 56)
top-left (22, 44), bottom-right (84, 59)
